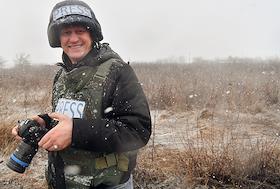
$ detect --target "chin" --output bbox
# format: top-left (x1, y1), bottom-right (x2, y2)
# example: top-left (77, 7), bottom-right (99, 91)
top-left (69, 53), bottom-right (86, 62)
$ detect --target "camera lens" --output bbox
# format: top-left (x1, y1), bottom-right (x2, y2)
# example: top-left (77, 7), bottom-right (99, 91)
top-left (7, 119), bottom-right (49, 173)
top-left (6, 141), bottom-right (38, 173)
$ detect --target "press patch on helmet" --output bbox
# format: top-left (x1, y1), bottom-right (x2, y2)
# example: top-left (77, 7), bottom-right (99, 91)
top-left (55, 98), bottom-right (86, 118)
top-left (53, 5), bottom-right (92, 21)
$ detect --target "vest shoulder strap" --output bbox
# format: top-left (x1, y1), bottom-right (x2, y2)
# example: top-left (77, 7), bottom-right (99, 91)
top-left (90, 59), bottom-right (116, 119)
top-left (94, 59), bottom-right (115, 80)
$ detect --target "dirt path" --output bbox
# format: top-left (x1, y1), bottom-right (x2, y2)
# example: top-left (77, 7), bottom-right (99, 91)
top-left (0, 150), bottom-right (48, 189)
top-left (150, 109), bottom-right (280, 149)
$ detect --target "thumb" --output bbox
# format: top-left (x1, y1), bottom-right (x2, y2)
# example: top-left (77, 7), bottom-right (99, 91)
top-left (48, 112), bottom-right (64, 121)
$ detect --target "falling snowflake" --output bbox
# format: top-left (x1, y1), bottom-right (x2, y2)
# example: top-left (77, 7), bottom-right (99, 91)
top-left (104, 107), bottom-right (113, 114)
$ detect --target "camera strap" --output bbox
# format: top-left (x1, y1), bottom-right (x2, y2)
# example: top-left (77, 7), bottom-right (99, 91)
top-left (49, 152), bottom-right (66, 189)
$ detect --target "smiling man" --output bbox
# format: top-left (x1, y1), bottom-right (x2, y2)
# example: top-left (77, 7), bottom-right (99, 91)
top-left (60, 25), bottom-right (93, 63)
top-left (12, 0), bottom-right (151, 188)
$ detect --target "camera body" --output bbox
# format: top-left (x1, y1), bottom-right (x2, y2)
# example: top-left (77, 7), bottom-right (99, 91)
top-left (7, 119), bottom-right (49, 173)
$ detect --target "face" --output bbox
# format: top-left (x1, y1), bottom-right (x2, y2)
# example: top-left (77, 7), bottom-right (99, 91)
top-left (60, 25), bottom-right (92, 64)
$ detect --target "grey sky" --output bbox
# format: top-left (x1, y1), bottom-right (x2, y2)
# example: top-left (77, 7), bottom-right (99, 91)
top-left (1, 0), bottom-right (280, 66)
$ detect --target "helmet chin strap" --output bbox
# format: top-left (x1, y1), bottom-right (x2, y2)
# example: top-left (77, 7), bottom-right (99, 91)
top-left (93, 41), bottom-right (101, 50)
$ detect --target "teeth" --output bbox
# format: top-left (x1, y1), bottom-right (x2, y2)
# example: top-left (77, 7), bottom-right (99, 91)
top-left (69, 45), bottom-right (82, 48)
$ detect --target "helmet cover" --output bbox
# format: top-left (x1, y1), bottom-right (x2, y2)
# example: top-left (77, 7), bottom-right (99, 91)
top-left (48, 0), bottom-right (103, 47)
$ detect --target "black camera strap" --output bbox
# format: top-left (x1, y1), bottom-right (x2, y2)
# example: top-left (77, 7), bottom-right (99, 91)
top-left (49, 152), bottom-right (66, 189)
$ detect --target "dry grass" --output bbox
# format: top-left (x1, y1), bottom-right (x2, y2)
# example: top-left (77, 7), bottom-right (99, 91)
top-left (0, 121), bottom-right (18, 155)
top-left (133, 59), bottom-right (280, 113)
top-left (135, 142), bottom-right (280, 189)
top-left (0, 64), bottom-right (55, 155)
top-left (1, 58), bottom-right (280, 188)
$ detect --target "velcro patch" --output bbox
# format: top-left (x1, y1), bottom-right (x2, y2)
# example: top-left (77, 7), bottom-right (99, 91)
top-left (55, 98), bottom-right (85, 118)
top-left (53, 5), bottom-right (92, 21)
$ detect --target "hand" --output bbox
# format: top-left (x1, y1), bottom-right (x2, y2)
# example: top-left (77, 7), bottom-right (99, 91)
top-left (11, 125), bottom-right (21, 140)
top-left (12, 115), bottom-right (46, 140)
top-left (31, 115), bottom-right (46, 127)
top-left (38, 112), bottom-right (73, 151)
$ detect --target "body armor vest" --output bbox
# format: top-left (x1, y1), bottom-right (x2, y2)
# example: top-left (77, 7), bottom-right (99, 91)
top-left (50, 59), bottom-right (134, 188)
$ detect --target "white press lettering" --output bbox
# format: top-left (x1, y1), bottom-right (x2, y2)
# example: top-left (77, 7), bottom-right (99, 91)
top-left (53, 5), bottom-right (92, 21)
top-left (55, 98), bottom-right (85, 118)
top-left (77, 103), bottom-right (84, 118)
top-left (70, 102), bottom-right (76, 118)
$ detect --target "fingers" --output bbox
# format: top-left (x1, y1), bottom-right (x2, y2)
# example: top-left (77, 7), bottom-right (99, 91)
top-left (38, 134), bottom-right (60, 151)
top-left (11, 126), bottom-right (18, 136)
top-left (38, 130), bottom-right (56, 150)
top-left (11, 126), bottom-right (22, 140)
top-left (12, 115), bottom-right (47, 141)
top-left (39, 136), bottom-right (53, 149)
top-left (38, 112), bottom-right (72, 151)
top-left (31, 115), bottom-right (46, 127)
top-left (38, 130), bottom-right (64, 151)
top-left (39, 126), bottom-right (72, 151)
top-left (38, 130), bottom-right (52, 147)
top-left (48, 112), bottom-right (65, 121)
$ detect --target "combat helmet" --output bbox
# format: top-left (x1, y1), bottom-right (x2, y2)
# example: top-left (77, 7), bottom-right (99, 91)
top-left (48, 0), bottom-right (103, 47)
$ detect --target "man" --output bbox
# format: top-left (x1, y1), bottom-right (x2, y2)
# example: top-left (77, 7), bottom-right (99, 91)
top-left (12, 0), bottom-right (151, 188)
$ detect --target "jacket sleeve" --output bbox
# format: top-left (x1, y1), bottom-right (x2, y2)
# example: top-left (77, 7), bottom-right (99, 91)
top-left (71, 63), bottom-right (152, 153)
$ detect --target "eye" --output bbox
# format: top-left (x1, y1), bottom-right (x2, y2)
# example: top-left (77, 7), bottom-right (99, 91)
top-left (77, 29), bottom-right (87, 35)
top-left (61, 30), bottom-right (71, 36)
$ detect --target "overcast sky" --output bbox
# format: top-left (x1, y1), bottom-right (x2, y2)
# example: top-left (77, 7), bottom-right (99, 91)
top-left (1, 0), bottom-right (280, 66)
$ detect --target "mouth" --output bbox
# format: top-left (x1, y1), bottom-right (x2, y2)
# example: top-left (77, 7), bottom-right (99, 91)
top-left (68, 44), bottom-right (83, 49)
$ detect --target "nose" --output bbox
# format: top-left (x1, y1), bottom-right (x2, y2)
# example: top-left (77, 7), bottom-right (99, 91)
top-left (69, 32), bottom-right (79, 43)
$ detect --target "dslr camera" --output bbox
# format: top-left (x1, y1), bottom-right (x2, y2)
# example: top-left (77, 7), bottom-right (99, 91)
top-left (7, 119), bottom-right (49, 173)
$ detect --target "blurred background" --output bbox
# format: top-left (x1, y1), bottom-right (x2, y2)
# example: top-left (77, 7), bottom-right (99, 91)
top-left (0, 0), bottom-right (280, 67)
